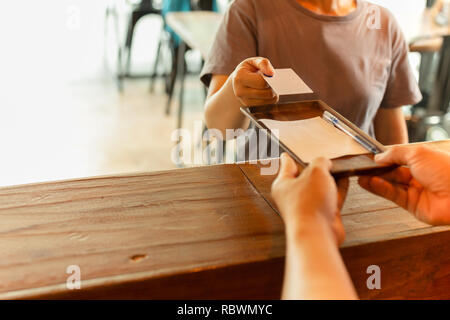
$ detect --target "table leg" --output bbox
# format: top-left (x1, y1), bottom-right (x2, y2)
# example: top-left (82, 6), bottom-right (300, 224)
top-left (176, 41), bottom-right (187, 130)
top-left (171, 41), bottom-right (187, 168)
top-left (428, 36), bottom-right (450, 113)
top-left (149, 29), bottom-right (164, 93)
top-left (418, 51), bottom-right (436, 96)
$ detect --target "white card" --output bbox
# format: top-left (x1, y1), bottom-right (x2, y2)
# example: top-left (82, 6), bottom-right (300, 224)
top-left (263, 68), bottom-right (314, 102)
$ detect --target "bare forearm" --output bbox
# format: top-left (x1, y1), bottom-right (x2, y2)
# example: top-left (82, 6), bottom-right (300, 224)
top-left (375, 123), bottom-right (408, 145)
top-left (204, 76), bottom-right (250, 137)
top-left (282, 215), bottom-right (357, 300)
top-left (374, 107), bottom-right (408, 145)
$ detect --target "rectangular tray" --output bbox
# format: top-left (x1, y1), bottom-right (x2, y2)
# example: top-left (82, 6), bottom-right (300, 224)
top-left (241, 100), bottom-right (396, 178)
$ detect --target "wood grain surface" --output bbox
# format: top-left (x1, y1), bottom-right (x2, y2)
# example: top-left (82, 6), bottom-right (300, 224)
top-left (0, 141), bottom-right (449, 299)
top-left (0, 165), bottom-right (284, 299)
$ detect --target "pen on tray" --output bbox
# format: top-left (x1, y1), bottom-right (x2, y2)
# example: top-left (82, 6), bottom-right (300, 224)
top-left (322, 111), bottom-right (379, 154)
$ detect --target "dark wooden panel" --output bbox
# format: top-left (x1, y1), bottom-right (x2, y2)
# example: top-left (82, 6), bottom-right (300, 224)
top-left (0, 165), bottom-right (284, 298)
top-left (22, 258), bottom-right (285, 300)
top-left (27, 230), bottom-right (450, 300)
top-left (342, 229), bottom-right (450, 299)
top-left (242, 101), bottom-right (391, 177)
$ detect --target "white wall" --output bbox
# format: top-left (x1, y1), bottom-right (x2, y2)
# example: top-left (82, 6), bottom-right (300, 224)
top-left (368, 0), bottom-right (427, 41)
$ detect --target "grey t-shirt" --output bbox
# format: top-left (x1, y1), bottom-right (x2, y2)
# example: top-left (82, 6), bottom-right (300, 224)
top-left (200, 0), bottom-right (422, 138)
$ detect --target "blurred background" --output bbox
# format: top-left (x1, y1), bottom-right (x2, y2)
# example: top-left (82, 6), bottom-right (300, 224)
top-left (0, 0), bottom-right (448, 187)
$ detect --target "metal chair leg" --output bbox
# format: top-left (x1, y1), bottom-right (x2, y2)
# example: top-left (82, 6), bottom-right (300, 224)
top-left (428, 36), bottom-right (450, 113)
top-left (176, 41), bottom-right (187, 129)
top-left (124, 12), bottom-right (138, 77)
top-left (149, 31), bottom-right (164, 93)
top-left (105, 3), bottom-right (124, 91)
top-left (165, 42), bottom-right (179, 115)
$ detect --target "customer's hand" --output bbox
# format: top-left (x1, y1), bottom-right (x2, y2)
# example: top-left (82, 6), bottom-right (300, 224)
top-left (271, 153), bottom-right (349, 245)
top-left (358, 145), bottom-right (450, 225)
top-left (231, 57), bottom-right (278, 106)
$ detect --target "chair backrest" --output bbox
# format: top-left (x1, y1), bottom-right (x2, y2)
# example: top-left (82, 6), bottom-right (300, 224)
top-left (190, 0), bottom-right (214, 11)
top-left (427, 0), bottom-right (436, 8)
top-left (137, 0), bottom-right (163, 13)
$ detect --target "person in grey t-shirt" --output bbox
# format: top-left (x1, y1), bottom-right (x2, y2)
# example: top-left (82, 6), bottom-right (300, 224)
top-left (200, 0), bottom-right (422, 160)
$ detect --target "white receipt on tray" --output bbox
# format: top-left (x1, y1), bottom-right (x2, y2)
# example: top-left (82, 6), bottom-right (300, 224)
top-left (260, 117), bottom-right (368, 162)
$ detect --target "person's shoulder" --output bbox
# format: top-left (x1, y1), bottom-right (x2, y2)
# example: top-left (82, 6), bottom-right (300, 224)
top-left (362, 1), bottom-right (402, 32)
top-left (227, 0), bottom-right (277, 23)
top-left (230, 0), bottom-right (270, 7)
top-left (228, 0), bottom-right (286, 20)
top-left (222, 0), bottom-right (254, 22)
top-left (361, 0), bottom-right (406, 44)
top-left (228, 0), bottom-right (276, 13)
top-left (228, 0), bottom-right (255, 13)
top-left (221, 0), bottom-right (256, 25)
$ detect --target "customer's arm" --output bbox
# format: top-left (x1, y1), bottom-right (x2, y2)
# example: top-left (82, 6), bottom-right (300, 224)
top-left (272, 154), bottom-right (357, 300)
top-left (374, 107), bottom-right (408, 145)
top-left (359, 145), bottom-right (450, 225)
top-left (204, 57), bottom-right (278, 137)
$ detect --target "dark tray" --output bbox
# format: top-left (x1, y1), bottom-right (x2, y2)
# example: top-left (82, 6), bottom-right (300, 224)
top-left (241, 100), bottom-right (396, 178)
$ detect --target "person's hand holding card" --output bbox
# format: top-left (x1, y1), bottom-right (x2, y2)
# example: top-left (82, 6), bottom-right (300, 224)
top-left (230, 57), bottom-right (279, 106)
top-left (263, 68), bottom-right (315, 103)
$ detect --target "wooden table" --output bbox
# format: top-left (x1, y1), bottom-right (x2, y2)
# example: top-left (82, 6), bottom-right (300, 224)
top-left (410, 36), bottom-right (443, 53)
top-left (1, 140), bottom-right (450, 299)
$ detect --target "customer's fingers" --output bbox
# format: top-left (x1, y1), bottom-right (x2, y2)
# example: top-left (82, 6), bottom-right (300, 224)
top-left (358, 176), bottom-right (408, 209)
top-left (336, 177), bottom-right (349, 210)
top-left (246, 57), bottom-right (275, 77)
top-left (374, 145), bottom-right (433, 167)
top-left (331, 214), bottom-right (346, 245)
top-left (235, 71), bottom-right (269, 89)
top-left (276, 153), bottom-right (299, 180)
top-left (299, 158), bottom-right (333, 186)
top-left (238, 87), bottom-right (276, 99)
top-left (361, 166), bottom-right (413, 187)
top-left (306, 157), bottom-right (332, 173)
top-left (374, 146), bottom-right (412, 165)
top-left (240, 96), bottom-right (279, 106)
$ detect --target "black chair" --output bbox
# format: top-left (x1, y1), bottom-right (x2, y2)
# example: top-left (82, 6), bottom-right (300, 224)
top-left (106, 0), bottom-right (163, 91)
top-left (164, 0), bottom-right (214, 119)
top-left (165, 0), bottom-right (225, 166)
top-left (123, 1), bottom-right (162, 76)
top-left (191, 0), bottom-right (213, 11)
top-left (149, 16), bottom-right (174, 95)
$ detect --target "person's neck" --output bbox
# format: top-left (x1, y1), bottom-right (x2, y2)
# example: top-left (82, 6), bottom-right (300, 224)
top-left (296, 0), bottom-right (357, 16)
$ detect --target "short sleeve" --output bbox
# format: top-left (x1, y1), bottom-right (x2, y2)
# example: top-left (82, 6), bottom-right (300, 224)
top-left (200, 0), bottom-right (258, 87)
top-left (380, 15), bottom-right (422, 109)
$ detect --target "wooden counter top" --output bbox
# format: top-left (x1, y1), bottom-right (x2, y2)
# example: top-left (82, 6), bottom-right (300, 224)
top-left (0, 141), bottom-right (449, 299)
